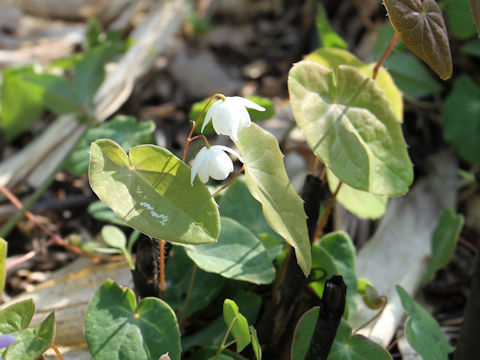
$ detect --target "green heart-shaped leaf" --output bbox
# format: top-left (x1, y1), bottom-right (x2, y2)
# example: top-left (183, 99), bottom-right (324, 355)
top-left (396, 286), bottom-right (451, 359)
top-left (384, 0), bottom-right (452, 80)
top-left (0, 300), bottom-right (34, 334)
top-left (184, 217), bottom-right (276, 284)
top-left (3, 312), bottom-right (55, 360)
top-left (89, 139), bottom-right (220, 245)
top-left (85, 280), bottom-right (181, 360)
top-left (235, 124), bottom-right (311, 276)
top-left (327, 170), bottom-right (387, 219)
top-left (288, 61), bottom-right (413, 196)
top-left (328, 320), bottom-right (392, 360)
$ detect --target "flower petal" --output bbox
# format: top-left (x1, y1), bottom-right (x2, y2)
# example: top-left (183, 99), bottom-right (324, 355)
top-left (207, 149), bottom-right (233, 180)
top-left (190, 147), bottom-right (208, 185)
top-left (201, 100), bottom-right (221, 133)
top-left (210, 145), bottom-right (244, 163)
top-left (231, 96), bottom-right (266, 111)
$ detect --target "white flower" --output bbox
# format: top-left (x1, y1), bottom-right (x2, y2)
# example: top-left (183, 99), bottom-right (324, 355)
top-left (190, 145), bottom-right (243, 185)
top-left (201, 96), bottom-right (265, 141)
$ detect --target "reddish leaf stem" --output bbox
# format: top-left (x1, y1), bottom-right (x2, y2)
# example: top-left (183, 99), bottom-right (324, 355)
top-left (182, 93), bottom-right (225, 162)
top-left (51, 343), bottom-right (64, 360)
top-left (212, 165), bottom-right (245, 198)
top-left (179, 264), bottom-right (197, 326)
top-left (313, 181), bottom-right (342, 243)
top-left (372, 32), bottom-right (400, 80)
top-left (159, 239), bottom-right (166, 299)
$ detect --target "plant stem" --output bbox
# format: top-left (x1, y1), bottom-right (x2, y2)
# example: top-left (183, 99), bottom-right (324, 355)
top-left (179, 264), bottom-right (197, 325)
top-left (51, 343), bottom-right (64, 360)
top-left (182, 93), bottom-right (225, 162)
top-left (372, 32), bottom-right (400, 80)
top-left (214, 315), bottom-right (237, 360)
top-left (313, 181), bottom-right (342, 243)
top-left (212, 165), bottom-right (245, 198)
top-left (159, 239), bottom-right (166, 299)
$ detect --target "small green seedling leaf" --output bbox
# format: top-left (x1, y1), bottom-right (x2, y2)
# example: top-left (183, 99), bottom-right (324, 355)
top-left (223, 299), bottom-right (251, 353)
top-left (184, 217), bottom-right (276, 284)
top-left (89, 139), bottom-right (220, 245)
top-left (85, 280), bottom-right (181, 360)
top-left (3, 312), bottom-right (55, 360)
top-left (423, 208), bottom-right (464, 284)
top-left (288, 60), bottom-right (413, 196)
top-left (191, 95), bottom-right (274, 135)
top-left (316, 4), bottom-right (347, 49)
top-left (235, 123), bottom-right (311, 276)
top-left (0, 238), bottom-right (6, 294)
top-left (291, 307), bottom-right (320, 360)
top-left (0, 299), bottom-right (35, 334)
top-left (23, 73), bottom-right (83, 115)
top-left (383, 0), bottom-right (452, 80)
top-left (443, 75), bottom-right (480, 164)
top-left (396, 286), bottom-right (451, 359)
top-left (328, 319), bottom-right (392, 360)
top-left (360, 284), bottom-right (386, 310)
top-left (327, 170), bottom-right (388, 219)
top-left (1, 66), bottom-right (45, 143)
top-left (318, 232), bottom-right (358, 316)
top-left (66, 115), bottom-right (155, 175)
top-left (88, 201), bottom-right (127, 226)
top-left (101, 225), bottom-right (127, 249)
top-left (250, 326), bottom-right (262, 360)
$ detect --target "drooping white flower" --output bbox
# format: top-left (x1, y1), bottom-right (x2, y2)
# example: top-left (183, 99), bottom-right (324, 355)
top-left (190, 145), bottom-right (243, 185)
top-left (201, 96), bottom-right (265, 141)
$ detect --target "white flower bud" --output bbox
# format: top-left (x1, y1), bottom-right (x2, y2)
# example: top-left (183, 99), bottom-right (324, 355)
top-left (202, 96), bottom-right (265, 141)
top-left (190, 145), bottom-right (244, 185)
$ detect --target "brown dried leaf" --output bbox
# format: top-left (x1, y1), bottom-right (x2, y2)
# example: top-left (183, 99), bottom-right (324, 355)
top-left (471, 0), bottom-right (480, 35)
top-left (384, 0), bottom-right (452, 80)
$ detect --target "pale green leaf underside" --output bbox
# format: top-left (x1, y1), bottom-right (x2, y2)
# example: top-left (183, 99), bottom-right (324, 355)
top-left (288, 61), bottom-right (413, 196)
top-left (327, 170), bottom-right (387, 219)
top-left (235, 123), bottom-right (311, 276)
top-left (184, 217), bottom-right (275, 284)
top-left (89, 139), bottom-right (220, 244)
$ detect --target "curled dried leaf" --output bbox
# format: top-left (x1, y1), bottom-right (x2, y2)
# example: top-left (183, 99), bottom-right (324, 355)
top-left (384, 0), bottom-right (452, 80)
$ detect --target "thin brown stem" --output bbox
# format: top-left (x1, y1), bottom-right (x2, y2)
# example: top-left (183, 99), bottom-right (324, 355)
top-left (212, 165), bottom-right (245, 198)
top-left (312, 157), bottom-right (319, 176)
top-left (51, 343), bottom-right (64, 360)
top-left (0, 185), bottom-right (111, 264)
top-left (353, 296), bottom-right (387, 333)
top-left (179, 264), bottom-right (197, 325)
top-left (372, 32), bottom-right (400, 80)
top-left (318, 165), bottom-right (327, 181)
top-left (183, 93), bottom-right (226, 162)
top-left (189, 134), bottom-right (210, 147)
top-left (313, 181), bottom-right (342, 243)
top-left (159, 239), bottom-right (166, 299)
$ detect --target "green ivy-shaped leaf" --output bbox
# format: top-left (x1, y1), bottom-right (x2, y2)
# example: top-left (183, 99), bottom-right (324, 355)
top-left (288, 60), bottom-right (413, 196)
top-left (66, 115), bottom-right (155, 175)
top-left (396, 286), bottom-right (451, 359)
top-left (2, 312), bottom-right (55, 360)
top-left (0, 300), bottom-right (35, 334)
top-left (89, 139), bottom-right (220, 245)
top-left (443, 75), bottom-right (480, 164)
top-left (383, 0), bottom-right (452, 80)
top-left (327, 170), bottom-right (387, 219)
top-left (235, 123), bottom-right (311, 276)
top-left (85, 280), bottom-right (181, 360)
top-left (423, 208), bottom-right (464, 284)
top-left (184, 217), bottom-right (276, 284)
top-left (290, 307), bottom-right (320, 360)
top-left (328, 319), bottom-right (392, 360)
top-left (305, 47), bottom-right (403, 120)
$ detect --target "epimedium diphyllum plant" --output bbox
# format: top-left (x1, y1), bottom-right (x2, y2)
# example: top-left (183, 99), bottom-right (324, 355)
top-left (80, 1), bottom-right (465, 359)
